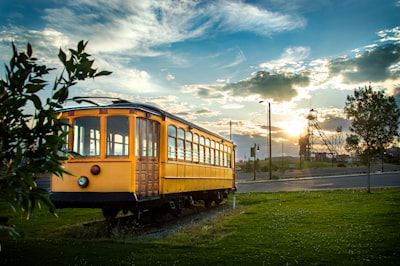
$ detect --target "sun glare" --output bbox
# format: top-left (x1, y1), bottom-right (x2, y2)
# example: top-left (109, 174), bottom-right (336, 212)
top-left (281, 120), bottom-right (307, 137)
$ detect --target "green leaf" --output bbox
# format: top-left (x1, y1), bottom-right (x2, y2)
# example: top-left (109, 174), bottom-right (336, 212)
top-left (30, 77), bottom-right (46, 83)
top-left (72, 97), bottom-right (100, 106)
top-left (78, 40), bottom-right (84, 53)
top-left (94, 70), bottom-right (112, 77)
top-left (58, 49), bottom-right (66, 64)
top-left (28, 94), bottom-right (43, 109)
top-left (44, 134), bottom-right (61, 145)
top-left (27, 43), bottom-right (32, 57)
top-left (26, 83), bottom-right (45, 93)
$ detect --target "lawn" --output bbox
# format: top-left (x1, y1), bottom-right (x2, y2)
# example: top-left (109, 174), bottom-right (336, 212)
top-left (1, 189), bottom-right (399, 265)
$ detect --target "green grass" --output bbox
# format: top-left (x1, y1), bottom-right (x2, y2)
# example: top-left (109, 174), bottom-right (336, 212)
top-left (1, 189), bottom-right (399, 265)
top-left (236, 159), bottom-right (362, 171)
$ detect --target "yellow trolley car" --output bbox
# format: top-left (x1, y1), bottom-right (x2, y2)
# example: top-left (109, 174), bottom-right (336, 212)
top-left (50, 100), bottom-right (236, 219)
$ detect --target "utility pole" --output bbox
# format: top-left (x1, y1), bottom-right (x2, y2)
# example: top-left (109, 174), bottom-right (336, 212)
top-left (251, 143), bottom-right (259, 181)
top-left (268, 102), bottom-right (272, 180)
top-left (259, 101), bottom-right (273, 180)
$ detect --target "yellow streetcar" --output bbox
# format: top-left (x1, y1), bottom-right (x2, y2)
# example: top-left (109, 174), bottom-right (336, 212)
top-left (50, 99), bottom-right (236, 219)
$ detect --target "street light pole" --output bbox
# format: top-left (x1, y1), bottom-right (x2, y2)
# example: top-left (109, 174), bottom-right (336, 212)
top-left (251, 143), bottom-right (259, 181)
top-left (260, 101), bottom-right (273, 180)
top-left (268, 102), bottom-right (272, 180)
top-left (253, 143), bottom-right (256, 181)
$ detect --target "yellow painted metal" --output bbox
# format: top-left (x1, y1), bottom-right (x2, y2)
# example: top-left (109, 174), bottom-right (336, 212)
top-left (54, 106), bottom-right (236, 198)
top-left (51, 161), bottom-right (133, 192)
top-left (159, 162), bottom-right (233, 194)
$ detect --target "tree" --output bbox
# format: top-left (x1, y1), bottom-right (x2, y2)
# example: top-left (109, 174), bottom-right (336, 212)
top-left (0, 41), bottom-right (111, 237)
top-left (344, 85), bottom-right (400, 193)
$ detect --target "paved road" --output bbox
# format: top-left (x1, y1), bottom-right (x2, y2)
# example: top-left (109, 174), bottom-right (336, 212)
top-left (37, 164), bottom-right (399, 193)
top-left (236, 171), bottom-right (400, 193)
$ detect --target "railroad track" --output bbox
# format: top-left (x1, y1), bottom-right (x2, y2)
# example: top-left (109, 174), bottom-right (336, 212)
top-left (80, 203), bottom-right (228, 238)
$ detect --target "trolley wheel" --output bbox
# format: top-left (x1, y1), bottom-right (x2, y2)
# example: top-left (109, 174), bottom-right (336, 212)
top-left (204, 199), bottom-right (212, 208)
top-left (102, 208), bottom-right (119, 220)
top-left (214, 191), bottom-right (223, 205)
top-left (214, 198), bottom-right (223, 205)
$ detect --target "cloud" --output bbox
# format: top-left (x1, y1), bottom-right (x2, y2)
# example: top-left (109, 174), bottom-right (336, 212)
top-left (221, 103), bottom-right (245, 109)
top-left (318, 115), bottom-right (351, 133)
top-left (213, 0), bottom-right (306, 35)
top-left (328, 43), bottom-right (400, 83)
top-left (0, 27), bottom-right (69, 66)
top-left (221, 49), bottom-right (246, 69)
top-left (222, 71), bottom-right (310, 102)
top-left (259, 46), bottom-right (310, 72)
top-left (34, 0), bottom-right (305, 55)
top-left (41, 1), bottom-right (209, 54)
top-left (166, 73), bottom-right (175, 81)
top-left (377, 26), bottom-right (400, 43)
top-left (175, 107), bottom-right (220, 120)
top-left (181, 84), bottom-right (226, 99)
top-left (182, 70), bottom-right (311, 102)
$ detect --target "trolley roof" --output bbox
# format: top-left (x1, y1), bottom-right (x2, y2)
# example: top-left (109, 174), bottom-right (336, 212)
top-left (58, 99), bottom-right (233, 144)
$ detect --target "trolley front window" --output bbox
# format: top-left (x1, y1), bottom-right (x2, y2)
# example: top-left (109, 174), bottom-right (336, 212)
top-left (73, 117), bottom-right (100, 157)
top-left (57, 118), bottom-right (69, 156)
top-left (107, 116), bottom-right (129, 157)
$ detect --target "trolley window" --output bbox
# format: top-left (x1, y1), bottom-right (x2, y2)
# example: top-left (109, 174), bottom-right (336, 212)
top-left (185, 131), bottom-right (192, 162)
top-left (211, 140), bottom-right (215, 165)
top-left (168, 125), bottom-right (177, 159)
top-left (223, 145), bottom-right (228, 167)
top-left (73, 117), bottom-right (100, 157)
top-left (149, 120), bottom-right (159, 157)
top-left (136, 118), bottom-right (160, 157)
top-left (193, 133), bottom-right (199, 163)
top-left (215, 142), bottom-right (220, 166)
top-left (107, 116), bottom-right (129, 157)
top-left (177, 128), bottom-right (185, 160)
top-left (205, 138), bottom-right (210, 164)
top-left (227, 146), bottom-right (232, 168)
top-left (57, 118), bottom-right (69, 156)
top-left (199, 136), bottom-right (205, 164)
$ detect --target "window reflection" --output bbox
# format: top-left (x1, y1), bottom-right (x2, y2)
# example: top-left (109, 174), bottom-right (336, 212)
top-left (107, 116), bottom-right (129, 157)
top-left (73, 117), bottom-right (100, 157)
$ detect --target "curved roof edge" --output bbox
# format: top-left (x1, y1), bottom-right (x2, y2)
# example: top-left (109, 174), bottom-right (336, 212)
top-left (58, 101), bottom-right (233, 144)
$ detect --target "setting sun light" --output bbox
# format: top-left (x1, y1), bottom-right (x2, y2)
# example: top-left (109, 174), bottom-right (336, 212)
top-left (280, 120), bottom-right (308, 137)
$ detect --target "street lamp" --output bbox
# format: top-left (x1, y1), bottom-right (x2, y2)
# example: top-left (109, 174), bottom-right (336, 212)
top-left (259, 101), bottom-right (272, 180)
top-left (251, 143), bottom-right (260, 180)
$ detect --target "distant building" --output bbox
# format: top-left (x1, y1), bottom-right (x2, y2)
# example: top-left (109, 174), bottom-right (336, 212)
top-left (386, 147), bottom-right (400, 164)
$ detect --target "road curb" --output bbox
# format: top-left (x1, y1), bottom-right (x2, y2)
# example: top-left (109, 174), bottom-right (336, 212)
top-left (235, 170), bottom-right (400, 185)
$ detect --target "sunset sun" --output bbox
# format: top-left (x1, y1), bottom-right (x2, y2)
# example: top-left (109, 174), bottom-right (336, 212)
top-left (280, 120), bottom-right (308, 138)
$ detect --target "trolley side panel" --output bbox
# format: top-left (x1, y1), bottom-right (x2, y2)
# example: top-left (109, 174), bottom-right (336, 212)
top-left (51, 161), bottom-right (133, 192)
top-left (160, 162), bottom-right (233, 194)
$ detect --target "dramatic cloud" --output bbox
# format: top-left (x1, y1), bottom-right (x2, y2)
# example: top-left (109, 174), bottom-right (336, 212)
top-left (181, 70), bottom-right (310, 102)
top-left (259, 46), bottom-right (310, 72)
top-left (318, 115), bottom-right (352, 133)
top-left (42, 1), bottom-right (208, 54)
top-left (1, 0), bottom-right (398, 158)
top-left (212, 0), bottom-right (306, 35)
top-left (175, 107), bottom-right (220, 120)
top-left (222, 71), bottom-right (310, 102)
top-left (34, 0), bottom-right (305, 55)
top-left (328, 43), bottom-right (400, 83)
top-left (181, 84), bottom-right (226, 99)
top-left (377, 26), bottom-right (400, 43)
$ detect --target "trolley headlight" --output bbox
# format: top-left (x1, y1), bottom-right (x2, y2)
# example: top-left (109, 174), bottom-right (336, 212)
top-left (78, 176), bottom-right (89, 188)
top-left (90, 164), bottom-right (101, 175)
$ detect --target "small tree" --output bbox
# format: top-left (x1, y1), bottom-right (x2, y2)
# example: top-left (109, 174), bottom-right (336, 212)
top-left (344, 85), bottom-right (400, 193)
top-left (0, 41), bottom-right (111, 237)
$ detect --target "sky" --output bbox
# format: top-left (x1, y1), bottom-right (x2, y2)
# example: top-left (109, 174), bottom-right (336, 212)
top-left (1, 0), bottom-right (400, 161)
